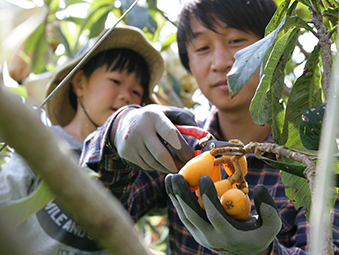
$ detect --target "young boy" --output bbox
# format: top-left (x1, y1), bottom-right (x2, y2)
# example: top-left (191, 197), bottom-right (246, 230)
top-left (80, 1), bottom-right (339, 255)
top-left (0, 25), bottom-right (180, 255)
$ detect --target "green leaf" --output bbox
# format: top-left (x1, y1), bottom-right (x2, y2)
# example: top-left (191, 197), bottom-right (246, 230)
top-left (7, 86), bottom-right (28, 99)
top-left (24, 24), bottom-right (44, 53)
top-left (299, 102), bottom-right (326, 150)
top-left (63, 16), bottom-right (85, 26)
top-left (286, 146), bottom-right (319, 158)
top-left (0, 167), bottom-right (100, 228)
top-left (310, 0), bottom-right (322, 15)
top-left (296, 0), bottom-right (312, 8)
top-left (250, 28), bottom-right (299, 131)
top-left (257, 154), bottom-right (306, 178)
top-left (48, 0), bottom-right (61, 14)
top-left (124, 4), bottom-right (149, 29)
top-left (72, 3), bottom-right (112, 52)
top-left (161, 32), bottom-right (177, 51)
top-left (286, 0), bottom-right (298, 16)
top-left (282, 44), bottom-right (322, 147)
top-left (265, 0), bottom-right (290, 35)
top-left (227, 17), bottom-right (286, 97)
top-left (88, 10), bottom-right (111, 38)
top-left (285, 16), bottom-right (315, 32)
top-left (278, 45), bottom-right (322, 220)
top-left (166, 72), bottom-right (181, 97)
top-left (53, 26), bottom-right (72, 57)
top-left (0, 180), bottom-right (55, 228)
top-left (281, 171), bottom-right (312, 219)
top-left (65, 0), bottom-right (88, 5)
top-left (25, 24), bottom-right (49, 74)
top-left (144, 14), bottom-right (158, 35)
top-left (323, 7), bottom-right (339, 26)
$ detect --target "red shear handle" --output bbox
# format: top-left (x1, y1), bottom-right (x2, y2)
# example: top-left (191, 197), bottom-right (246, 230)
top-left (175, 125), bottom-right (209, 140)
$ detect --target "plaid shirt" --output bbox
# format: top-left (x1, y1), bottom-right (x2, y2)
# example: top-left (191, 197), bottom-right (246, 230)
top-left (80, 107), bottom-right (339, 255)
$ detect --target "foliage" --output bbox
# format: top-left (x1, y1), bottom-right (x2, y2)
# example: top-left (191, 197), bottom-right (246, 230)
top-left (1, 0), bottom-right (197, 109)
top-left (227, 0), bottom-right (338, 222)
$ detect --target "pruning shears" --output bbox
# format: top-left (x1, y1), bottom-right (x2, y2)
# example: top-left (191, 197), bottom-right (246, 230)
top-left (175, 125), bottom-right (243, 156)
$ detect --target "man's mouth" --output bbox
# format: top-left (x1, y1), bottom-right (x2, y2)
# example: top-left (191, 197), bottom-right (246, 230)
top-left (213, 79), bottom-right (229, 90)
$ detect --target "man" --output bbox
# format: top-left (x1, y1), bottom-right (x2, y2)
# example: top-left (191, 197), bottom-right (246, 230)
top-left (80, 0), bottom-right (339, 254)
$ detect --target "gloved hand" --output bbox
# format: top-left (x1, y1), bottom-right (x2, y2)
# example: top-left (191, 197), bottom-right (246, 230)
top-left (165, 174), bottom-right (282, 255)
top-left (111, 104), bottom-right (197, 173)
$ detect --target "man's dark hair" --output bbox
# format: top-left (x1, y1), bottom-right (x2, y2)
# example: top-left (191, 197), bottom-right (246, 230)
top-left (177, 0), bottom-right (277, 72)
top-left (69, 48), bottom-right (150, 110)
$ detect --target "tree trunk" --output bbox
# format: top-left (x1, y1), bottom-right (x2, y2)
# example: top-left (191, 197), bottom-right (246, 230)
top-left (0, 71), bottom-right (152, 255)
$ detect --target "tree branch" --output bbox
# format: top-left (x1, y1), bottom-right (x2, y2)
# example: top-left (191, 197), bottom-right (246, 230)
top-left (309, 7), bottom-right (332, 100)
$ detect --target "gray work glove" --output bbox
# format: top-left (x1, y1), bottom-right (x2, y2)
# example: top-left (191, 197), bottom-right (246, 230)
top-left (111, 104), bottom-right (197, 173)
top-left (165, 174), bottom-right (281, 255)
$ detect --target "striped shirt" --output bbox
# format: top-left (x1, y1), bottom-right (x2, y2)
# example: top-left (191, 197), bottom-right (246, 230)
top-left (80, 107), bottom-right (339, 255)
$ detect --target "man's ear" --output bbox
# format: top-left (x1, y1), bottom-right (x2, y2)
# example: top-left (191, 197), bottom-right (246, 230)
top-left (72, 70), bottom-right (85, 97)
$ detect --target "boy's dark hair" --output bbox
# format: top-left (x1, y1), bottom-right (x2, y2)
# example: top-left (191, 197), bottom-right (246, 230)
top-left (177, 0), bottom-right (277, 72)
top-left (69, 48), bottom-right (150, 110)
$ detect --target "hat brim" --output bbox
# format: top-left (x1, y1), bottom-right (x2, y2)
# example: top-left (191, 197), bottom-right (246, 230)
top-left (45, 25), bottom-right (164, 126)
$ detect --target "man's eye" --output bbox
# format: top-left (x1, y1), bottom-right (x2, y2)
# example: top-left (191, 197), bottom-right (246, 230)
top-left (230, 39), bottom-right (244, 44)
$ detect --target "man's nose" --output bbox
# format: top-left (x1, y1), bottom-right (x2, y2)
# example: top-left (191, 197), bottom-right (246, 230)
top-left (211, 46), bottom-right (235, 73)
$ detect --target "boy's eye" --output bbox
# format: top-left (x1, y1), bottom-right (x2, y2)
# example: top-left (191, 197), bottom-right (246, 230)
top-left (133, 90), bottom-right (142, 97)
top-left (195, 46), bottom-right (209, 53)
top-left (110, 79), bottom-right (120, 85)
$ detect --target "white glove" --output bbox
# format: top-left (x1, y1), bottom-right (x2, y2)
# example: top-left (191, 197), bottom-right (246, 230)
top-left (165, 174), bottom-right (282, 255)
top-left (111, 104), bottom-right (196, 173)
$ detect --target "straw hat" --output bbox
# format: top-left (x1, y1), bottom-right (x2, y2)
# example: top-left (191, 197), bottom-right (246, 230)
top-left (45, 25), bottom-right (165, 127)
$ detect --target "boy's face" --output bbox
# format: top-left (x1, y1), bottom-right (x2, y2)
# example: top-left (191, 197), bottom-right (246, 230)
top-left (187, 16), bottom-right (262, 112)
top-left (78, 66), bottom-right (144, 126)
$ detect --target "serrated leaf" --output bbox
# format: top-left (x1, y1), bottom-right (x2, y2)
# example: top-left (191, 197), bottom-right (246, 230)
top-left (299, 102), bottom-right (326, 150)
top-left (227, 17), bottom-right (286, 97)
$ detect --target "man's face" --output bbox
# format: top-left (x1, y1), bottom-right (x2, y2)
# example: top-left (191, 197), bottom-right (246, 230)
top-left (187, 17), bottom-right (262, 113)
